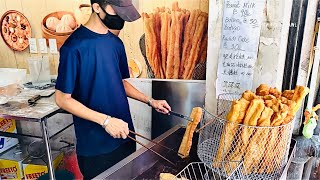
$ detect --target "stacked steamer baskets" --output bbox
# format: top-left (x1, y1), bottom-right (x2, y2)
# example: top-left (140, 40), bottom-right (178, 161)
top-left (197, 84), bottom-right (309, 180)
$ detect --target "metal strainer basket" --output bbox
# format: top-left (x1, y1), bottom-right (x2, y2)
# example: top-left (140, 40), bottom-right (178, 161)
top-left (197, 94), bottom-right (294, 179)
top-left (174, 161), bottom-right (246, 180)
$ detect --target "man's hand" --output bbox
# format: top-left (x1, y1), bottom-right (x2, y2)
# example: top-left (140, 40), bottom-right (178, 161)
top-left (150, 100), bottom-right (171, 114)
top-left (104, 118), bottom-right (129, 139)
top-left (55, 90), bottom-right (129, 138)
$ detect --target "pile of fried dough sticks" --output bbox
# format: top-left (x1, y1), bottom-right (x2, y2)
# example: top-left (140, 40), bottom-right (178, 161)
top-left (142, 2), bottom-right (208, 79)
top-left (214, 84), bottom-right (309, 175)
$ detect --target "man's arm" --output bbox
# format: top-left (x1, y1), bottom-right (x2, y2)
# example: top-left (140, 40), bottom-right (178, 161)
top-left (55, 90), bottom-right (129, 139)
top-left (55, 90), bottom-right (108, 124)
top-left (122, 80), bottom-right (171, 114)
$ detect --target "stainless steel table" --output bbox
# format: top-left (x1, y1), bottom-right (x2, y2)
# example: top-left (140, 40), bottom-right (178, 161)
top-left (0, 88), bottom-right (72, 180)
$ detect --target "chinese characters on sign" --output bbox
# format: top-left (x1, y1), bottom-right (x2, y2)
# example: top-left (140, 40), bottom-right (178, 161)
top-left (216, 0), bottom-right (266, 98)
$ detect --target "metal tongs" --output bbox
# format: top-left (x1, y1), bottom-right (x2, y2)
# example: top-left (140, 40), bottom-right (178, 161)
top-left (169, 111), bottom-right (193, 122)
top-left (128, 130), bottom-right (178, 166)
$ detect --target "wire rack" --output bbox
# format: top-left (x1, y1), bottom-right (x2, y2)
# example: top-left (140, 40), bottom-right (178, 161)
top-left (197, 94), bottom-right (294, 180)
top-left (174, 162), bottom-right (246, 180)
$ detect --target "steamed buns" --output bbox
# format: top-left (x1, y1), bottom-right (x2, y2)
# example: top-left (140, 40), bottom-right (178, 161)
top-left (45, 13), bottom-right (77, 32)
top-left (56, 22), bottom-right (73, 33)
top-left (46, 17), bottom-right (60, 31)
top-left (61, 14), bottom-right (76, 29)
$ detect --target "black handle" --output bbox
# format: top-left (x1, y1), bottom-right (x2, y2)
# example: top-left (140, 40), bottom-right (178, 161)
top-left (28, 95), bottom-right (41, 104)
top-left (169, 111), bottom-right (193, 122)
top-left (170, 111), bottom-right (184, 118)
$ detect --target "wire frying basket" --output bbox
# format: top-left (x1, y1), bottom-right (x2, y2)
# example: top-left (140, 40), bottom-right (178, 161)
top-left (197, 94), bottom-right (294, 179)
top-left (174, 162), bottom-right (245, 180)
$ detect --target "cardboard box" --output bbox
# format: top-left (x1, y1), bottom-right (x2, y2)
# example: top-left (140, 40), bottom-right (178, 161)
top-left (23, 152), bottom-right (63, 180)
top-left (0, 145), bottom-right (29, 179)
top-left (0, 118), bottom-right (19, 154)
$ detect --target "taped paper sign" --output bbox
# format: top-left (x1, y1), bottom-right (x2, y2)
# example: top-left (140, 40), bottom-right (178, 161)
top-left (216, 0), bottom-right (266, 98)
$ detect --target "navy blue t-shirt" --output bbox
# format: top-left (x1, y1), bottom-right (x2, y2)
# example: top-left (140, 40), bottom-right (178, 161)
top-left (55, 25), bottom-right (134, 157)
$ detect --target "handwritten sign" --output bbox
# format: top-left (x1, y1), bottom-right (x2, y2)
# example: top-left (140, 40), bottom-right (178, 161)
top-left (216, 0), bottom-right (266, 98)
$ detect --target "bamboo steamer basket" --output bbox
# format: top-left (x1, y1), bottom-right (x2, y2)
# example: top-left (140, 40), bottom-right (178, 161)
top-left (41, 11), bottom-right (78, 50)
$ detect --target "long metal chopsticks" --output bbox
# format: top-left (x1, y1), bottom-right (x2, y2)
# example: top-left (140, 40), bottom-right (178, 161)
top-left (127, 135), bottom-right (176, 166)
top-left (129, 130), bottom-right (183, 157)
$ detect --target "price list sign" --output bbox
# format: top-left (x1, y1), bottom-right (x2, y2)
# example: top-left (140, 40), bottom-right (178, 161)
top-left (216, 0), bottom-right (266, 97)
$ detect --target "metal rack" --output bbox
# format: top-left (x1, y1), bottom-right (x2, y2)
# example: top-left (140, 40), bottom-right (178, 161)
top-left (174, 162), bottom-right (246, 180)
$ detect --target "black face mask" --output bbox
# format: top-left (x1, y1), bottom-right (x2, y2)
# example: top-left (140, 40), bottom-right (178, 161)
top-left (98, 6), bottom-right (125, 30)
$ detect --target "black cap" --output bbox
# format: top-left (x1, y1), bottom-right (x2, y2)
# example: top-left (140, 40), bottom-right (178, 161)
top-left (92, 0), bottom-right (141, 22)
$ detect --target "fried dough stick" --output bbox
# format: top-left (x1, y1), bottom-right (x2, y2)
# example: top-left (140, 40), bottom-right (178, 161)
top-left (178, 107), bottom-right (203, 158)
top-left (173, 12), bottom-right (182, 79)
top-left (243, 107), bottom-right (273, 174)
top-left (179, 10), bottom-right (201, 78)
top-left (226, 99), bottom-right (265, 172)
top-left (199, 31), bottom-right (208, 64)
top-left (213, 97), bottom-right (249, 167)
top-left (182, 13), bottom-right (206, 79)
top-left (166, 11), bottom-right (177, 79)
top-left (153, 11), bottom-right (164, 78)
top-left (213, 100), bottom-right (241, 167)
top-left (143, 13), bottom-right (156, 75)
top-left (160, 11), bottom-right (171, 78)
top-left (186, 13), bottom-right (208, 79)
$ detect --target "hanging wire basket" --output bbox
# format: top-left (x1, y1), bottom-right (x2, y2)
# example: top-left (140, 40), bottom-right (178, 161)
top-left (174, 161), bottom-right (246, 180)
top-left (197, 94), bottom-right (294, 179)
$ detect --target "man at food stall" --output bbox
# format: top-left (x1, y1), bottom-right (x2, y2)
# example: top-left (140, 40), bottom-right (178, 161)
top-left (55, 0), bottom-right (171, 179)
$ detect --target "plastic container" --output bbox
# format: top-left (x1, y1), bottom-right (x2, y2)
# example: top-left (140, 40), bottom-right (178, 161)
top-left (0, 68), bottom-right (27, 87)
top-left (27, 56), bottom-right (51, 86)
